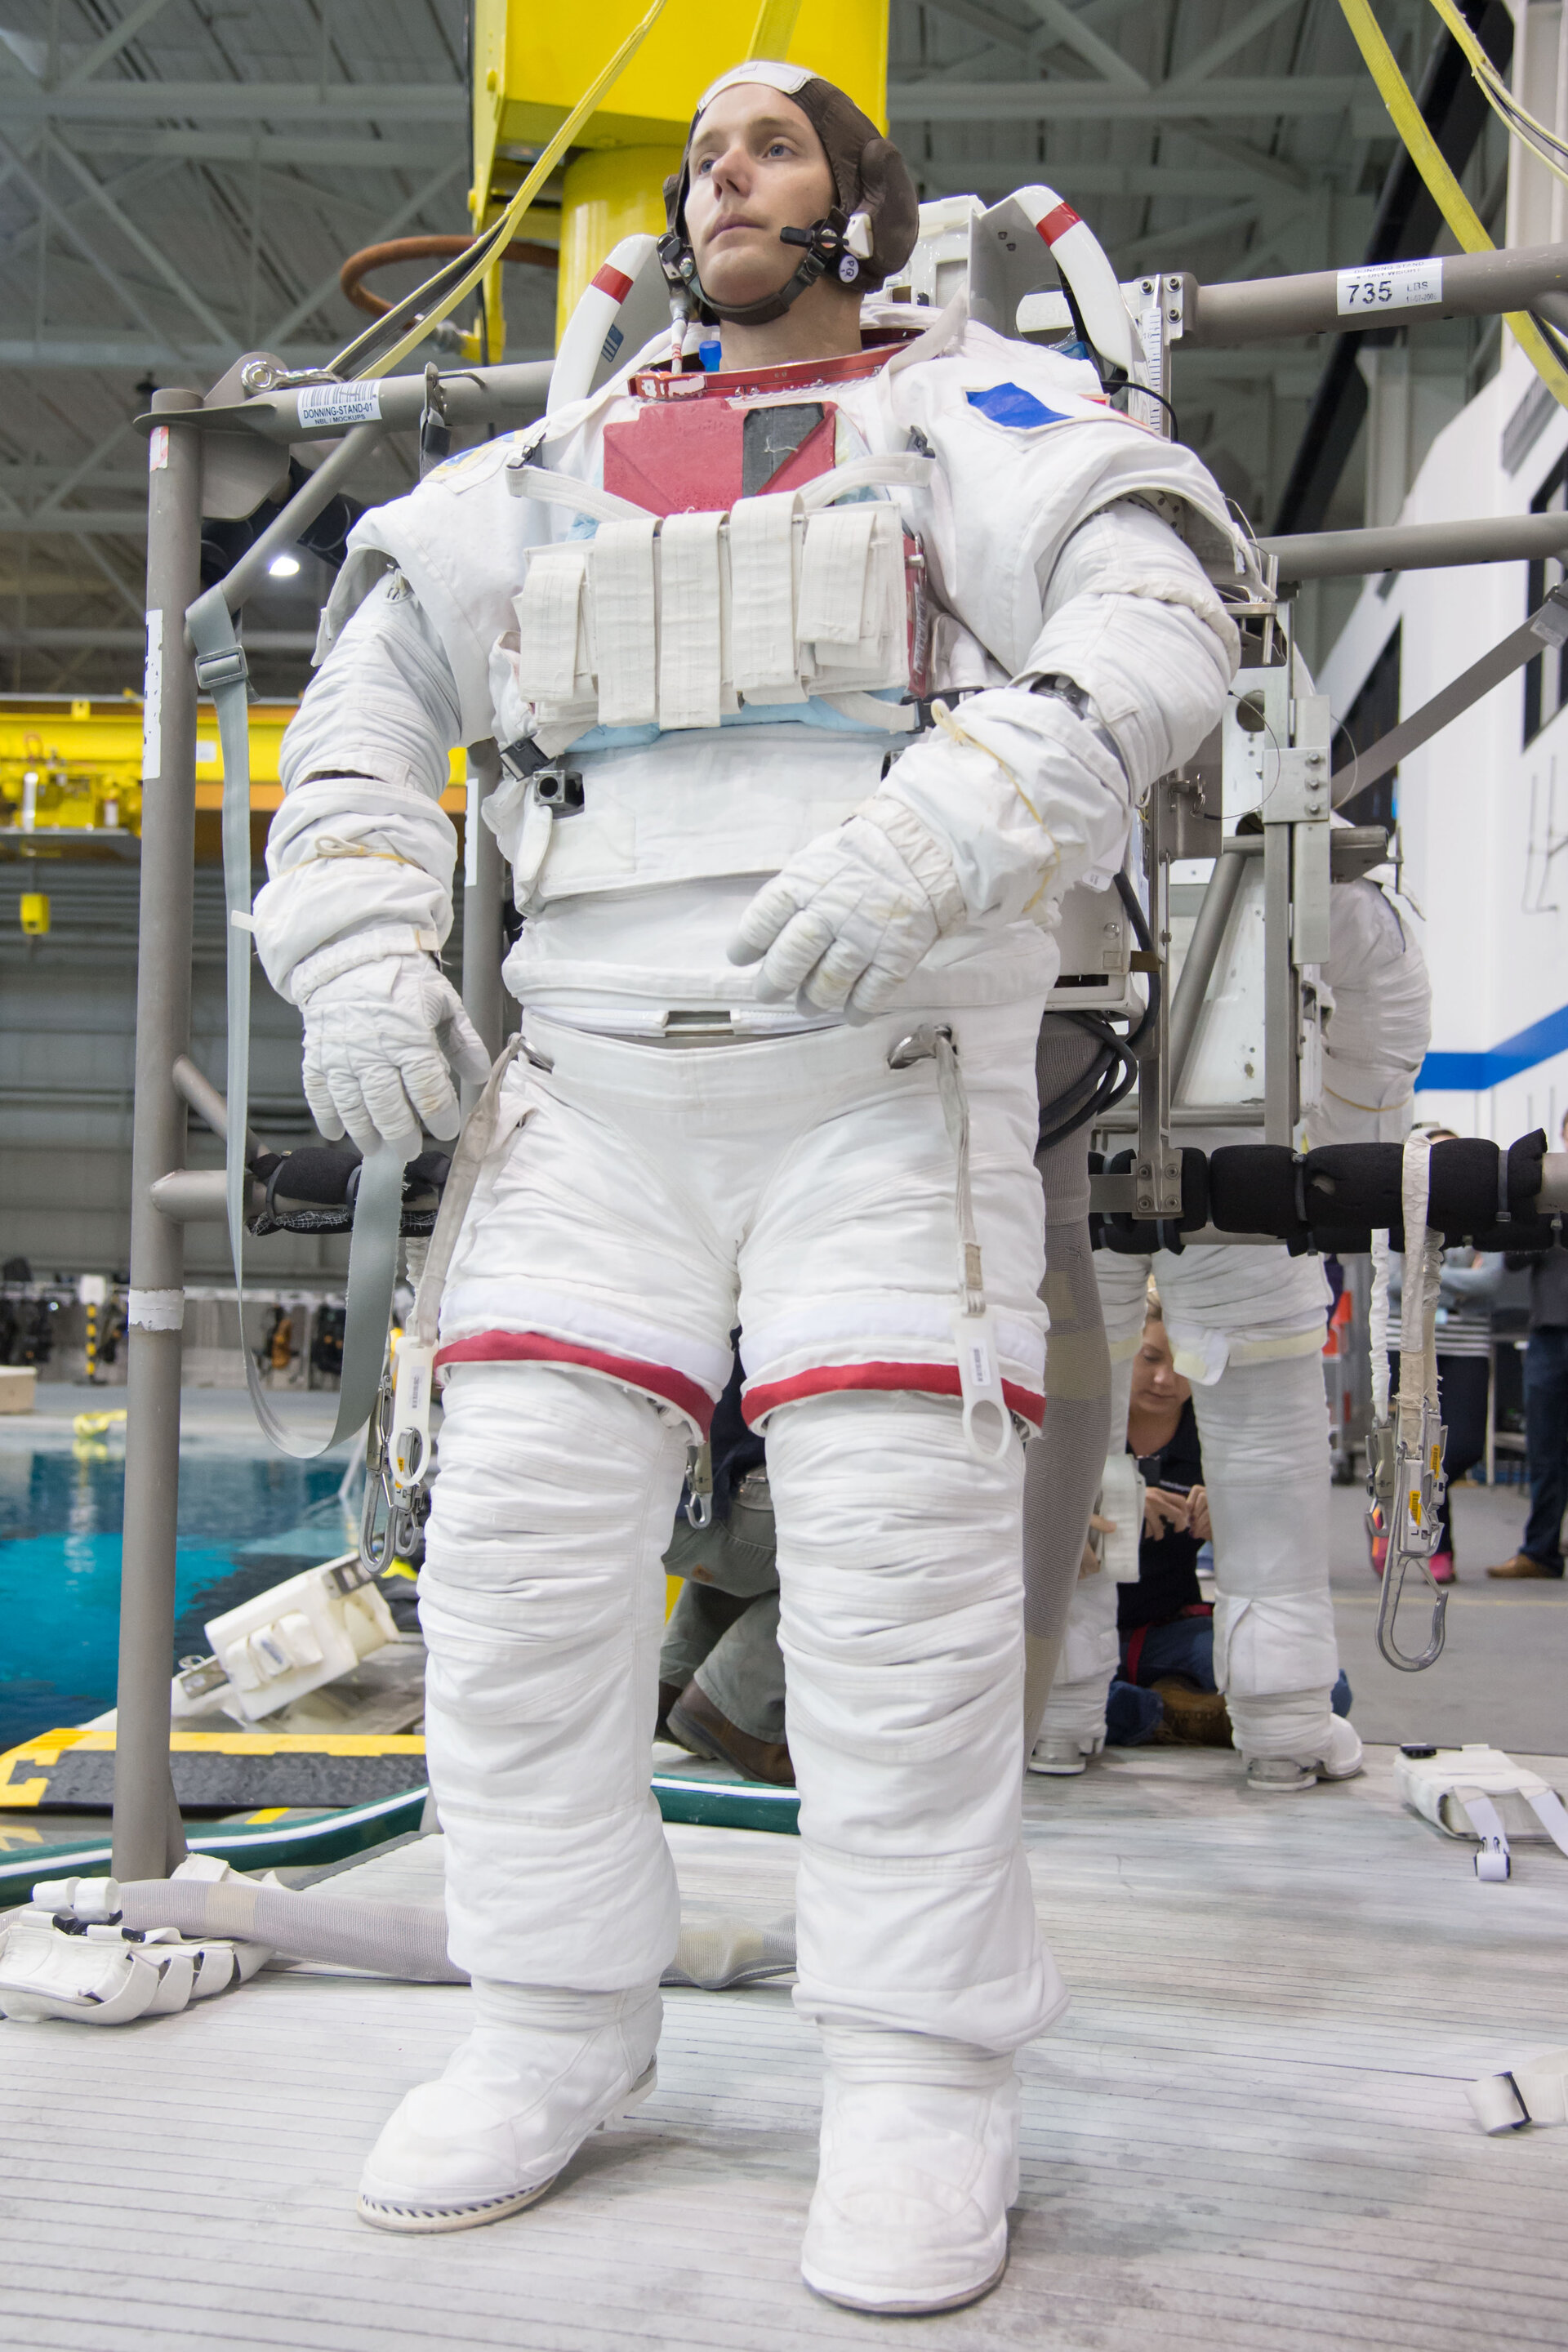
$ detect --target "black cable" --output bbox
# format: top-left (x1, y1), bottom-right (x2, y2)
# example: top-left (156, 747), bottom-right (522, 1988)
top-left (1036, 871), bottom-right (1159, 1152)
top-left (1036, 1013), bottom-right (1139, 1152)
top-left (1129, 381), bottom-right (1181, 442)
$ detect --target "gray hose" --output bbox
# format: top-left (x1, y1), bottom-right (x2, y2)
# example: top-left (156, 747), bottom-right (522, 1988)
top-left (1022, 1017), bottom-right (1112, 1756)
top-left (114, 1875), bottom-right (796, 1993)
top-left (118, 1876), bottom-right (464, 1980)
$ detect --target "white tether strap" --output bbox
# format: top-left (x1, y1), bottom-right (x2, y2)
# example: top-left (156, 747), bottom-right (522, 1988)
top-left (1370, 1226), bottom-right (1392, 1423)
top-left (508, 465), bottom-right (648, 523)
top-left (185, 585), bottom-right (408, 1460)
top-left (1399, 1128), bottom-right (1441, 1456)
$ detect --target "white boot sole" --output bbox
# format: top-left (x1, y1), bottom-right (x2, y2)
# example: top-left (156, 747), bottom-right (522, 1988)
top-left (355, 2060), bottom-right (657, 2234)
top-left (1245, 1757), bottom-right (1365, 1793)
top-left (802, 2245), bottom-right (1008, 2314)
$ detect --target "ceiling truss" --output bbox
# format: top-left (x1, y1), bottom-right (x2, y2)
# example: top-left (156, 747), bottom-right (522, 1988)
top-left (0, 0), bottom-right (1503, 693)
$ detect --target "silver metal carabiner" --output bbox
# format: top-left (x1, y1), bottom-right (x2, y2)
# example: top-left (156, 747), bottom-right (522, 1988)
top-left (1373, 1403), bottom-right (1450, 1672)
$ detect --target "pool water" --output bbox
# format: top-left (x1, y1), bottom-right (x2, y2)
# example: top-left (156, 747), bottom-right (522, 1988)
top-left (0, 1423), bottom-right (358, 1752)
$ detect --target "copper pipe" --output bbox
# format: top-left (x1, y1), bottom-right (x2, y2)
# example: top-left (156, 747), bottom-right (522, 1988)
top-left (338, 234), bottom-right (557, 318)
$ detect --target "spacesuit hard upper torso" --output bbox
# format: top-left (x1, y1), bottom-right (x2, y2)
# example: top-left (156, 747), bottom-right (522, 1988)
top-left (256, 305), bottom-right (1243, 1030)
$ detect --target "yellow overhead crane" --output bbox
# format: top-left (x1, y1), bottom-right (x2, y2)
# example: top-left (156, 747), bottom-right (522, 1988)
top-left (468, 0), bottom-right (889, 353)
top-left (0, 699), bottom-right (466, 859)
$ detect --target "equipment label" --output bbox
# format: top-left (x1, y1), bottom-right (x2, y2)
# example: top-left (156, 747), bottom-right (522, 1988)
top-left (142, 608), bottom-right (163, 782)
top-left (1337, 257), bottom-right (1443, 317)
top-left (296, 380), bottom-right (383, 428)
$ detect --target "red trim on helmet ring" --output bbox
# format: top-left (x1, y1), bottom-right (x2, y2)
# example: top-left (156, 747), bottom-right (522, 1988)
top-left (631, 330), bottom-right (919, 403)
top-left (742, 1360), bottom-right (1045, 1428)
top-left (1036, 201), bottom-right (1081, 246)
top-left (434, 1330), bottom-right (715, 1434)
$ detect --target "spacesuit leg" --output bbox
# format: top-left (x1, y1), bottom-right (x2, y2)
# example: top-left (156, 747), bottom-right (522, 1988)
top-left (1160, 1245), bottom-right (1361, 1789)
top-left (357, 1362), bottom-right (688, 2230)
top-left (1021, 1018), bottom-right (1114, 1754)
top-left (1029, 1252), bottom-right (1147, 1771)
top-left (768, 1389), bottom-right (1065, 2314)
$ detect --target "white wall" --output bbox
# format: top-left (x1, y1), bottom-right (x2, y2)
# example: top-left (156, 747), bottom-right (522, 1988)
top-left (1318, 324), bottom-right (1568, 1152)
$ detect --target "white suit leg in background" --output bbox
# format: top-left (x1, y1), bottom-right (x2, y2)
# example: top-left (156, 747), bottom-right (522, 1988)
top-left (1029, 1252), bottom-right (1145, 1771)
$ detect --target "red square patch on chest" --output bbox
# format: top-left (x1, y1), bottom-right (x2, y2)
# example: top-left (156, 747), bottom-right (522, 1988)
top-left (602, 401), bottom-right (838, 517)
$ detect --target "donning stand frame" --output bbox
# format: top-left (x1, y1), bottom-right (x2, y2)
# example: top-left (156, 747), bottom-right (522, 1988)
top-left (111, 243), bottom-right (1568, 1881)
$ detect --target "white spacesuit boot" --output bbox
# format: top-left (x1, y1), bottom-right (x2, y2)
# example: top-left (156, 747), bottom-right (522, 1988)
top-left (358, 1983), bottom-right (662, 2232)
top-left (1029, 1261), bottom-right (1143, 1772)
top-left (802, 2032), bottom-right (1020, 2314)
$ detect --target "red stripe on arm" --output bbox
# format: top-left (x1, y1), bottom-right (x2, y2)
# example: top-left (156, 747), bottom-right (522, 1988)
top-left (590, 263), bottom-right (635, 302)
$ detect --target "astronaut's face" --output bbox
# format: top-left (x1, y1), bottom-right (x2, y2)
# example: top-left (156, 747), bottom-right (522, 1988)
top-left (684, 83), bottom-right (839, 311)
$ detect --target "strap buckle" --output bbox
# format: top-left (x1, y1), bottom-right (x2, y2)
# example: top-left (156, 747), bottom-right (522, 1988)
top-left (194, 644), bottom-right (251, 693)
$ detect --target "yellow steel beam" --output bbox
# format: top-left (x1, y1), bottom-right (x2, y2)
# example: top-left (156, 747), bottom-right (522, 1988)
top-left (0, 701), bottom-right (465, 837)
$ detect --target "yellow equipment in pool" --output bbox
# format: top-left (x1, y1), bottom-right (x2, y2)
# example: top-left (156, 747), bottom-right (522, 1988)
top-left (469, 0), bottom-right (889, 353)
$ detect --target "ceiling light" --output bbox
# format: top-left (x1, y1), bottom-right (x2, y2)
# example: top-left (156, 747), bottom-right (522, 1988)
top-left (268, 552), bottom-right (301, 578)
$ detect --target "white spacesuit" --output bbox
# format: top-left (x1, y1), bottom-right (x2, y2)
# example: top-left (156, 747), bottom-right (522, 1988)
top-left (253, 60), bottom-right (1241, 2315)
top-left (1034, 869), bottom-right (1432, 1785)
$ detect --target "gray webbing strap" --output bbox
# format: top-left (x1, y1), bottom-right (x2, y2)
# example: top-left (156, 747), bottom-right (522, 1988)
top-left (186, 586), bottom-right (409, 1459)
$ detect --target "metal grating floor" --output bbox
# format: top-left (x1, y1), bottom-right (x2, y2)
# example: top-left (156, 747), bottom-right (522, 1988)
top-left (4, 1744), bottom-right (1567, 2352)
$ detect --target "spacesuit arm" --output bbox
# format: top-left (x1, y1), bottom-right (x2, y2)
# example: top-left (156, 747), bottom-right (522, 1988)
top-left (1312, 878), bottom-right (1432, 1146)
top-left (729, 498), bottom-right (1236, 1011)
top-left (252, 573), bottom-right (463, 1000)
top-left (252, 572), bottom-right (488, 1150)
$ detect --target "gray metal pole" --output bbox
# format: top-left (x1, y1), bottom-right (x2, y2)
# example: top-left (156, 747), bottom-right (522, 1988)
top-left (113, 389), bottom-right (203, 1882)
top-left (1166, 844), bottom-right (1249, 1100)
top-left (1263, 825), bottom-right (1294, 1148)
top-left (1182, 239), bottom-right (1568, 346)
top-left (1263, 512), bottom-right (1568, 581)
top-left (461, 739), bottom-right (505, 1107)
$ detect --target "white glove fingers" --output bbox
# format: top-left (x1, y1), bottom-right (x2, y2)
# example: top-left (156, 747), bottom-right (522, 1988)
top-left (327, 1071), bottom-right (387, 1160)
top-left (422, 969), bottom-right (493, 1085)
top-left (755, 908), bottom-right (844, 1002)
top-left (438, 999), bottom-right (493, 1086)
top-left (398, 1047), bottom-right (462, 1140)
top-left (726, 876), bottom-right (802, 968)
top-left (303, 1060), bottom-right (346, 1144)
top-left (354, 1061), bottom-right (421, 1154)
top-left (800, 921), bottom-right (880, 1009)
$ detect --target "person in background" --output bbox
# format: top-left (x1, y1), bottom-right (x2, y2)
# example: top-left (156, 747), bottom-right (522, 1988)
top-left (1490, 1107), bottom-right (1568, 1579)
top-left (657, 1356), bottom-right (791, 1785)
top-left (1102, 1301), bottom-right (1227, 1747)
top-left (1376, 1128), bottom-right (1503, 1586)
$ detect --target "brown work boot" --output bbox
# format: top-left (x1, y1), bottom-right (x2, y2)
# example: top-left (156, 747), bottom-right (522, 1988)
top-left (1486, 1552), bottom-right (1564, 1579)
top-left (656, 1680), bottom-right (684, 1740)
top-left (666, 1680), bottom-right (795, 1786)
top-left (1149, 1678), bottom-right (1233, 1748)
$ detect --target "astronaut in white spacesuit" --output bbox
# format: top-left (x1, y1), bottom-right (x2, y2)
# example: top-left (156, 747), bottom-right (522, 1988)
top-left (1034, 867), bottom-right (1432, 1788)
top-left (253, 60), bottom-right (1242, 2314)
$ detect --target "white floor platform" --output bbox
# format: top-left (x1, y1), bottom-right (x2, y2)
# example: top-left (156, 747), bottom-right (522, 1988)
top-left (5, 1744), bottom-right (1567, 2352)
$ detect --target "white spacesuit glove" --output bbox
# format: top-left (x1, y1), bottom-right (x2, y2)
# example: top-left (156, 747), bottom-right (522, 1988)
top-left (296, 951), bottom-right (491, 1154)
top-left (726, 795), bottom-right (968, 1016)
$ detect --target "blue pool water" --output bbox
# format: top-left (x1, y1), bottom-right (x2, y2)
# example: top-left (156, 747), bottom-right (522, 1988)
top-left (0, 1426), bottom-right (356, 1751)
